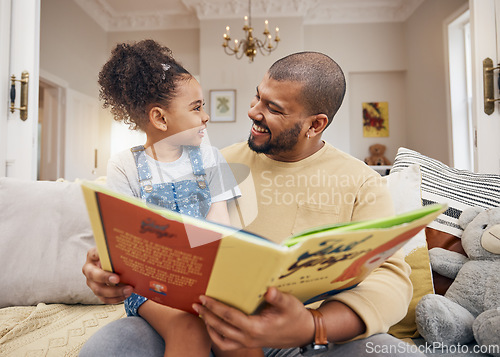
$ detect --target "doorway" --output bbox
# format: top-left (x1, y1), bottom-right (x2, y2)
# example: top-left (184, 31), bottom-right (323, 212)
top-left (38, 76), bottom-right (66, 180)
top-left (447, 8), bottom-right (474, 170)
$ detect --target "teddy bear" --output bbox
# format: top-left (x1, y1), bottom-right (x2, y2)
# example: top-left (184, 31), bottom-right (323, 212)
top-left (364, 143), bottom-right (391, 166)
top-left (415, 207), bottom-right (500, 355)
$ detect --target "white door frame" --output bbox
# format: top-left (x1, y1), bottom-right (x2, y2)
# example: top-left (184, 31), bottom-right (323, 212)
top-left (444, 4), bottom-right (473, 170)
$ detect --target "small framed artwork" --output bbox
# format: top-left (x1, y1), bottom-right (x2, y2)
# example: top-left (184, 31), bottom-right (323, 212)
top-left (362, 101), bottom-right (389, 137)
top-left (210, 90), bottom-right (236, 123)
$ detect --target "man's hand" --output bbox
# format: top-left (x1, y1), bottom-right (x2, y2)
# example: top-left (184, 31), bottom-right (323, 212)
top-left (82, 247), bottom-right (133, 304)
top-left (192, 287), bottom-right (314, 352)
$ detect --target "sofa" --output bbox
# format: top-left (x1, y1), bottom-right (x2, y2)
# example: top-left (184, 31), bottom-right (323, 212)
top-left (0, 147), bottom-right (499, 356)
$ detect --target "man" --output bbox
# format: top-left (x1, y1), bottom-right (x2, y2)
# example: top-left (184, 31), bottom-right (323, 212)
top-left (82, 52), bottom-right (423, 357)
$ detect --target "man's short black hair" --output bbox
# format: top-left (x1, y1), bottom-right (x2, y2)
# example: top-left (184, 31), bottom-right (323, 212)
top-left (268, 52), bottom-right (346, 128)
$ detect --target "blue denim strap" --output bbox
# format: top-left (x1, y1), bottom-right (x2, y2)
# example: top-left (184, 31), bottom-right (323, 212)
top-left (185, 146), bottom-right (208, 190)
top-left (131, 145), bottom-right (153, 193)
top-left (124, 293), bottom-right (149, 317)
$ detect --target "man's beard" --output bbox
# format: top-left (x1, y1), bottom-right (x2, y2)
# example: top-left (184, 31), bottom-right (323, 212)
top-left (247, 122), bottom-right (302, 155)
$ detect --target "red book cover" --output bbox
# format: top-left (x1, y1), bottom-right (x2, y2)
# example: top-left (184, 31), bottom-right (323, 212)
top-left (97, 193), bottom-right (221, 314)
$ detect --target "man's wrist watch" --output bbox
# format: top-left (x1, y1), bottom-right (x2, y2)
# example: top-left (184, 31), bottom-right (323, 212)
top-left (300, 308), bottom-right (330, 356)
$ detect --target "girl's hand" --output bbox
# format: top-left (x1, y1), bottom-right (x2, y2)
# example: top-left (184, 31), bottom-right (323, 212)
top-left (82, 247), bottom-right (133, 304)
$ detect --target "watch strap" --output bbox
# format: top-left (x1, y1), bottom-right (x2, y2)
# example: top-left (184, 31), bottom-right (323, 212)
top-left (308, 308), bottom-right (328, 346)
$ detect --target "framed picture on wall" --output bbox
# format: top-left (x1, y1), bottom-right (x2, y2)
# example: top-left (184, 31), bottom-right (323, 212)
top-left (362, 101), bottom-right (389, 137)
top-left (210, 90), bottom-right (236, 122)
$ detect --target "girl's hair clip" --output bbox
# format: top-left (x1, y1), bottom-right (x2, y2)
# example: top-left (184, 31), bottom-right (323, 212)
top-left (161, 63), bottom-right (171, 80)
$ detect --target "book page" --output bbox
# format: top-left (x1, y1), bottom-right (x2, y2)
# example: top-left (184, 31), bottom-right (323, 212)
top-left (275, 206), bottom-right (444, 304)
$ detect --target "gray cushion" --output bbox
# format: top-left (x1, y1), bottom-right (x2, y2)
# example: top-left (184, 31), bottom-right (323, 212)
top-left (0, 178), bottom-right (101, 307)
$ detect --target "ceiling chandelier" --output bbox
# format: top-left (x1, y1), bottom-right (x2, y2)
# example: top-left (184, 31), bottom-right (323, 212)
top-left (222, 0), bottom-right (280, 62)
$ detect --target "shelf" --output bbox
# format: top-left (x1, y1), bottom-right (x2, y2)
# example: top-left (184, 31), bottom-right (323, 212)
top-left (368, 165), bottom-right (392, 176)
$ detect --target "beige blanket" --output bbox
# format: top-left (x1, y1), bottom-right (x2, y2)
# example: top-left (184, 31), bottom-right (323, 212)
top-left (0, 303), bottom-right (125, 356)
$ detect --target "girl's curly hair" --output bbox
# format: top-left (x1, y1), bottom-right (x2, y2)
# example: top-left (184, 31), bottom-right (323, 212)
top-left (98, 39), bottom-right (190, 131)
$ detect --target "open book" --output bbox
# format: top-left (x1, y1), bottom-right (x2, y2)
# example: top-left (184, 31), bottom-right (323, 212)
top-left (81, 182), bottom-right (445, 315)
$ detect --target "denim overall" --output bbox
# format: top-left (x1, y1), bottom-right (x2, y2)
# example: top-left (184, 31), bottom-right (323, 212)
top-left (132, 145), bottom-right (211, 218)
top-left (124, 145), bottom-right (211, 316)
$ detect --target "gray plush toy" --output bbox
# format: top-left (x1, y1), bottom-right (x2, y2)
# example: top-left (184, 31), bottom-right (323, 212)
top-left (416, 207), bottom-right (500, 355)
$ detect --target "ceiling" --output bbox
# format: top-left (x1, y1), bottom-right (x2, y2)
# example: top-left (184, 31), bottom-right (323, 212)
top-left (74, 0), bottom-right (425, 32)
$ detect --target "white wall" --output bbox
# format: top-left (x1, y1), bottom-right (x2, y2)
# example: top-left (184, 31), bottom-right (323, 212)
top-left (348, 72), bottom-right (407, 163)
top-left (40, 0), bottom-right (107, 97)
top-left (39, 0), bottom-right (468, 171)
top-left (405, 0), bottom-right (468, 164)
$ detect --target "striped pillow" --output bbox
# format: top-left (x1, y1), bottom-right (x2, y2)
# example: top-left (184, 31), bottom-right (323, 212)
top-left (391, 147), bottom-right (500, 238)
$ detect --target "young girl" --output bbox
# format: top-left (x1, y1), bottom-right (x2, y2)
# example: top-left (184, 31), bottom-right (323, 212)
top-left (98, 39), bottom-right (240, 356)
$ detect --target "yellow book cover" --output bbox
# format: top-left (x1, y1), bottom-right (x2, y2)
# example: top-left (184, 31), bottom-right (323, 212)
top-left (81, 181), bottom-right (445, 315)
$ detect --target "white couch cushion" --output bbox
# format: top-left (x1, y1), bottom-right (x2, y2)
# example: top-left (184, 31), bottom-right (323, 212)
top-left (0, 178), bottom-right (101, 307)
